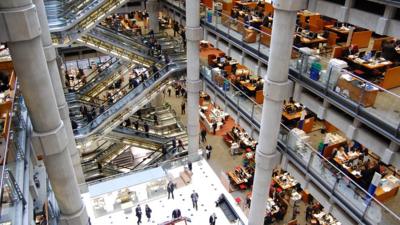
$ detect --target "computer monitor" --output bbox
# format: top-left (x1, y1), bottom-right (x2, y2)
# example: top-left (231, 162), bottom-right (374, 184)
top-left (220, 57), bottom-right (226, 63)
top-left (358, 51), bottom-right (366, 58)
top-left (370, 50), bottom-right (376, 58)
top-left (296, 27), bottom-right (303, 33)
top-left (375, 51), bottom-right (382, 59)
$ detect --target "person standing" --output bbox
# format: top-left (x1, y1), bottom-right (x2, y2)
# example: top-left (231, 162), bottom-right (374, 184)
top-left (177, 139), bottom-right (185, 151)
top-left (172, 208), bottom-right (181, 219)
top-left (135, 204), bottom-right (142, 224)
top-left (144, 122), bottom-right (149, 137)
top-left (181, 101), bottom-right (186, 115)
top-left (190, 190), bottom-right (199, 211)
top-left (200, 128), bottom-right (207, 143)
top-left (205, 145), bottom-right (212, 160)
top-left (167, 86), bottom-right (172, 97)
top-left (212, 122), bottom-right (218, 135)
top-left (145, 204), bottom-right (152, 222)
top-left (188, 161), bottom-right (192, 172)
top-left (209, 213), bottom-right (217, 225)
top-left (173, 21), bottom-right (179, 37)
top-left (167, 181), bottom-right (175, 199)
top-left (153, 113), bottom-right (158, 125)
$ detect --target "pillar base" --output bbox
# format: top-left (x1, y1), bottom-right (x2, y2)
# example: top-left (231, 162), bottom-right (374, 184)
top-left (59, 204), bottom-right (89, 225)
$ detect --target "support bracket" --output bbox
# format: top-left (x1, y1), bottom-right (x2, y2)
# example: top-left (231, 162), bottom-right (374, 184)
top-left (32, 122), bottom-right (68, 157)
top-left (263, 78), bottom-right (292, 102)
top-left (186, 27), bottom-right (203, 41)
top-left (0, 4), bottom-right (41, 42)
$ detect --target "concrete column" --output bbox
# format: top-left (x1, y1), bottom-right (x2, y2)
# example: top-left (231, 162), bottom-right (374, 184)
top-left (0, 1), bottom-right (88, 225)
top-left (292, 82), bottom-right (303, 102)
top-left (215, 36), bottom-right (220, 48)
top-left (204, 29), bottom-right (208, 41)
top-left (376, 5), bottom-right (396, 35)
top-left (248, 1), bottom-right (307, 225)
top-left (382, 141), bottom-right (399, 165)
top-left (307, 0), bottom-right (318, 12)
top-left (255, 61), bottom-right (262, 77)
top-left (240, 51), bottom-right (245, 65)
top-left (339, 0), bottom-right (354, 22)
top-left (147, 0), bottom-right (159, 32)
top-left (317, 99), bottom-right (330, 120)
top-left (346, 118), bottom-right (360, 140)
top-left (34, 0), bottom-right (85, 184)
top-left (185, 0), bottom-right (203, 161)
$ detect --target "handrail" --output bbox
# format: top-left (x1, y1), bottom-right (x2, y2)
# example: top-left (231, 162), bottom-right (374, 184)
top-left (73, 61), bottom-right (186, 137)
top-left (201, 65), bottom-right (400, 222)
top-left (69, 56), bottom-right (117, 90)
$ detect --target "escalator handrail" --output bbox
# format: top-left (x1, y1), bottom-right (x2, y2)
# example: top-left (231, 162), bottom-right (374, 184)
top-left (73, 61), bottom-right (185, 136)
top-left (74, 61), bottom-right (163, 110)
top-left (113, 126), bottom-right (176, 143)
top-left (70, 56), bottom-right (118, 90)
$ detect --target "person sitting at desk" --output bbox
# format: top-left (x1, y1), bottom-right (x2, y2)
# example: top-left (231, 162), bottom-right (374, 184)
top-left (382, 39), bottom-right (398, 62)
top-left (231, 8), bottom-right (239, 19)
top-left (336, 147), bottom-right (349, 161)
top-left (255, 80), bottom-right (263, 91)
top-left (244, 13), bottom-right (253, 27)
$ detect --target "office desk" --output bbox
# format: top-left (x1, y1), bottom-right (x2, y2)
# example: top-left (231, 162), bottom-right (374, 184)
top-left (336, 76), bottom-right (378, 107)
top-left (235, 1), bottom-right (257, 9)
top-left (375, 175), bottom-right (400, 202)
top-left (325, 25), bottom-right (350, 35)
top-left (297, 34), bottom-right (327, 47)
top-left (273, 175), bottom-right (298, 190)
top-left (282, 111), bottom-right (302, 121)
top-left (346, 56), bottom-right (393, 70)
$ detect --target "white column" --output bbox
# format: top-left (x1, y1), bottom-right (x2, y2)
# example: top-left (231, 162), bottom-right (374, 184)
top-left (307, 0), bottom-right (318, 12)
top-left (376, 5), bottom-right (396, 35)
top-left (339, 0), bottom-right (354, 22)
top-left (0, 0), bottom-right (88, 224)
top-left (292, 81), bottom-right (303, 102)
top-left (248, 1), bottom-right (307, 225)
top-left (185, 0), bottom-right (203, 161)
top-left (34, 0), bottom-right (85, 184)
top-left (147, 0), bottom-right (160, 32)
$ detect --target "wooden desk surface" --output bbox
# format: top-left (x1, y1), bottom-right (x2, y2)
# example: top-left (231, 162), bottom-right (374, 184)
top-left (273, 177), bottom-right (297, 190)
top-left (375, 179), bottom-right (400, 202)
top-left (346, 56), bottom-right (393, 70)
top-left (282, 110), bottom-right (302, 121)
top-left (325, 25), bottom-right (350, 35)
top-left (297, 34), bottom-right (327, 45)
top-left (240, 81), bottom-right (256, 92)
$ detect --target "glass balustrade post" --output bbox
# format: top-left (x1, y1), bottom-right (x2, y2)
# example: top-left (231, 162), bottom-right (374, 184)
top-left (251, 104), bottom-right (255, 120)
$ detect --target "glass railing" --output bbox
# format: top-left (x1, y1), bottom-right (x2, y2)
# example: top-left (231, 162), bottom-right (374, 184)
top-left (113, 126), bottom-right (176, 144)
top-left (65, 56), bottom-right (120, 92)
top-left (50, 0), bottom-right (130, 45)
top-left (46, 0), bottom-right (104, 31)
top-left (77, 34), bottom-right (156, 67)
top-left (0, 94), bottom-right (28, 224)
top-left (200, 63), bottom-right (400, 225)
top-left (164, 1), bottom-right (400, 142)
top-left (73, 61), bottom-right (186, 138)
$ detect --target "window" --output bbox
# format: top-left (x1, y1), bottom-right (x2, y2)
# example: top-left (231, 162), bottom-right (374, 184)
top-left (325, 0), bottom-right (346, 5)
top-left (353, 0), bottom-right (385, 15)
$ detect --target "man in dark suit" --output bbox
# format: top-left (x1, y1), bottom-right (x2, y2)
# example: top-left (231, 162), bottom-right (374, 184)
top-left (135, 204), bottom-right (142, 224)
top-left (190, 190), bottom-right (199, 210)
top-left (172, 209), bottom-right (181, 219)
top-left (167, 181), bottom-right (175, 199)
top-left (209, 213), bottom-right (217, 225)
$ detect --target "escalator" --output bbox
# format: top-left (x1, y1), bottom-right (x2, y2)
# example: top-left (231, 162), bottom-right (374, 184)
top-left (109, 127), bottom-right (175, 145)
top-left (64, 57), bottom-right (126, 97)
top-left (95, 23), bottom-right (184, 56)
top-left (73, 60), bottom-right (186, 139)
top-left (46, 0), bottom-right (131, 46)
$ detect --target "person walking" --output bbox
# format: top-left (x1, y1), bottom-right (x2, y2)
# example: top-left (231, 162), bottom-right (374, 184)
top-left (144, 122), bottom-right (149, 137)
top-left (167, 181), bottom-right (175, 199)
top-left (153, 114), bottom-right (158, 125)
top-left (172, 208), bottom-right (181, 219)
top-left (177, 139), bottom-right (185, 151)
top-left (133, 120), bottom-right (139, 130)
top-left (188, 161), bottom-right (192, 172)
top-left (190, 190), bottom-right (199, 211)
top-left (200, 128), bottom-right (207, 143)
top-left (209, 213), bottom-right (217, 225)
top-left (181, 101), bottom-right (186, 115)
top-left (135, 204), bottom-right (142, 224)
top-left (173, 21), bottom-right (179, 37)
top-left (167, 86), bottom-right (172, 97)
top-left (205, 145), bottom-right (212, 160)
top-left (212, 122), bottom-right (218, 135)
top-left (145, 204), bottom-right (152, 222)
